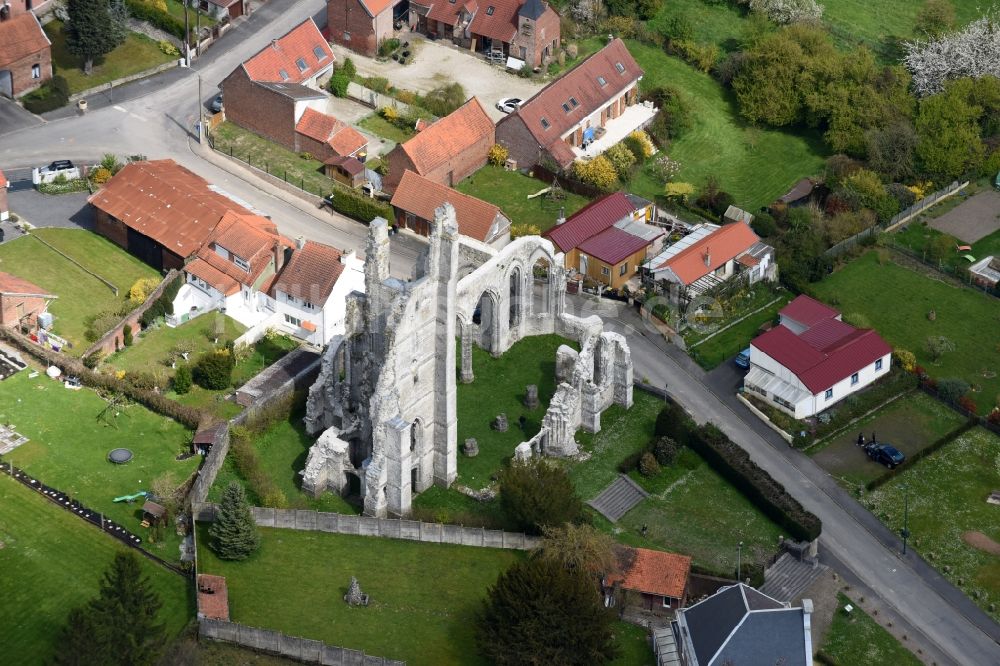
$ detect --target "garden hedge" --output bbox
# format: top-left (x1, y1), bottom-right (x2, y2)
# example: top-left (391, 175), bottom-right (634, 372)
top-left (654, 401), bottom-right (822, 542)
top-left (326, 187), bottom-right (394, 224)
top-left (124, 0), bottom-right (186, 39)
top-left (865, 418), bottom-right (976, 490)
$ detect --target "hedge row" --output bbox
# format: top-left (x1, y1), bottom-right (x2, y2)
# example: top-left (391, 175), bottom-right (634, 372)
top-left (125, 0), bottom-right (186, 39)
top-left (0, 327), bottom-right (203, 430)
top-left (21, 76), bottom-right (70, 114)
top-left (229, 426), bottom-right (288, 508)
top-left (325, 186), bottom-right (394, 224)
top-left (655, 402), bottom-right (822, 542)
top-left (865, 418), bottom-right (976, 491)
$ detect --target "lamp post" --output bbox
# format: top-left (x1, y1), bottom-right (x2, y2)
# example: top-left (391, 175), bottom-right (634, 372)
top-left (664, 381), bottom-right (668, 403)
top-left (901, 484), bottom-right (911, 555)
top-left (737, 541), bottom-right (743, 582)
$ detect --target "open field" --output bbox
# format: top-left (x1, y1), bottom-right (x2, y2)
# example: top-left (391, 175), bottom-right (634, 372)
top-left (819, 592), bottom-right (922, 665)
top-left (0, 371), bottom-right (196, 556)
top-left (866, 427), bottom-right (1000, 621)
top-left (44, 20), bottom-right (175, 95)
top-left (0, 230), bottom-right (159, 351)
top-left (456, 166), bottom-right (591, 233)
top-left (455, 334), bottom-right (575, 488)
top-left (810, 391), bottom-right (968, 488)
top-left (624, 40), bottom-right (827, 212)
top-left (810, 251), bottom-right (1000, 412)
top-left (196, 526), bottom-right (524, 665)
top-left (0, 474), bottom-right (190, 663)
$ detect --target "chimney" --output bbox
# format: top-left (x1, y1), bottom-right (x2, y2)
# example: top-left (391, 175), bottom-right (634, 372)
top-left (271, 39), bottom-right (279, 50)
top-left (340, 249), bottom-right (356, 264)
top-left (703, 247), bottom-right (711, 267)
top-left (296, 235), bottom-right (306, 250)
top-left (273, 240), bottom-right (285, 272)
top-left (555, 206), bottom-right (566, 226)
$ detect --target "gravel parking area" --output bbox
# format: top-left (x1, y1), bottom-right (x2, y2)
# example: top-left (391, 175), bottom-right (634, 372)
top-left (929, 189), bottom-right (1000, 243)
top-left (7, 189), bottom-right (93, 230)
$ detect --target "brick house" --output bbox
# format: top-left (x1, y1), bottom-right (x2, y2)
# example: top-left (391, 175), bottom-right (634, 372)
top-left (390, 169), bottom-right (511, 247)
top-left (0, 0), bottom-right (33, 20)
top-left (221, 19), bottom-right (361, 163)
top-left (604, 547), bottom-right (692, 612)
top-left (198, 0), bottom-right (247, 21)
top-left (409, 0), bottom-right (559, 69)
top-left (0, 272), bottom-right (56, 330)
top-left (0, 11), bottom-right (51, 98)
top-left (327, 0), bottom-right (403, 57)
top-left (496, 38), bottom-right (646, 169)
top-left (544, 192), bottom-right (661, 289)
top-left (0, 169), bottom-right (9, 221)
top-left (383, 96), bottom-right (494, 192)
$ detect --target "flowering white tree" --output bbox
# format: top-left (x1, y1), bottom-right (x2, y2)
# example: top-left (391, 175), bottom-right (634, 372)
top-left (741, 0), bottom-right (824, 24)
top-left (904, 9), bottom-right (1000, 96)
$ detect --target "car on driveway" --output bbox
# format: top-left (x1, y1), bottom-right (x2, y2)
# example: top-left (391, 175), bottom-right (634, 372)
top-left (210, 94), bottom-right (223, 113)
top-left (496, 97), bottom-right (523, 114)
top-left (866, 442), bottom-right (905, 469)
top-left (41, 160), bottom-right (74, 174)
top-left (734, 347), bottom-right (751, 370)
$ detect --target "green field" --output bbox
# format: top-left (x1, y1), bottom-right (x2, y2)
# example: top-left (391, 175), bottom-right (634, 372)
top-left (0, 230), bottom-right (159, 352)
top-left (625, 40), bottom-right (827, 212)
top-left (457, 165), bottom-right (592, 233)
top-left (44, 20), bottom-right (174, 95)
top-left (866, 427), bottom-right (1000, 621)
top-left (196, 526), bottom-right (524, 665)
top-left (107, 314), bottom-right (246, 376)
top-left (809, 391), bottom-right (968, 488)
top-left (0, 475), bottom-right (190, 663)
top-left (0, 371), bottom-right (196, 557)
top-left (810, 251), bottom-right (1000, 412)
top-left (819, 592), bottom-right (922, 665)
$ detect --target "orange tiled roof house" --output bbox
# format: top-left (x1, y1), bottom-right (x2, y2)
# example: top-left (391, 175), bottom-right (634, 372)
top-left (604, 547), bottom-right (692, 613)
top-left (0, 11), bottom-right (52, 98)
top-left (0, 272), bottom-right (56, 331)
top-left (221, 19), bottom-right (368, 165)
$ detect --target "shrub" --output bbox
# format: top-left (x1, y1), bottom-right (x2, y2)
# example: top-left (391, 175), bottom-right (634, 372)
top-left (664, 182), bottom-right (695, 201)
top-left (124, 0), bottom-right (185, 39)
top-left (419, 82), bottom-right (466, 117)
top-left (21, 74), bottom-right (70, 113)
top-left (192, 349), bottom-right (234, 390)
top-left (653, 436), bottom-right (680, 465)
top-left (644, 87), bottom-right (692, 145)
top-left (378, 38), bottom-right (400, 57)
top-left (341, 57), bottom-right (357, 79)
top-left (510, 222), bottom-right (541, 238)
top-left (572, 156), bottom-right (619, 191)
top-left (671, 40), bottom-right (720, 73)
top-left (893, 349), bottom-right (917, 372)
top-left (122, 324), bottom-right (133, 347)
top-left (623, 130), bottom-right (655, 159)
top-left (936, 377), bottom-right (970, 404)
top-left (499, 457), bottom-right (586, 534)
top-left (128, 277), bottom-right (161, 305)
top-left (82, 352), bottom-right (103, 369)
top-left (841, 312), bottom-right (871, 329)
top-left (603, 143), bottom-right (637, 180)
top-left (172, 364), bottom-right (192, 395)
top-left (617, 450), bottom-right (645, 473)
top-left (751, 211), bottom-right (778, 238)
top-left (600, 15), bottom-right (637, 38)
top-left (487, 144), bottom-right (509, 166)
top-left (90, 167), bottom-right (113, 185)
top-left (325, 186), bottom-right (394, 223)
top-left (380, 105), bottom-right (399, 123)
top-left (328, 74), bottom-right (350, 98)
top-left (639, 452), bottom-right (661, 477)
top-left (157, 40), bottom-right (179, 57)
top-left (957, 395), bottom-right (978, 414)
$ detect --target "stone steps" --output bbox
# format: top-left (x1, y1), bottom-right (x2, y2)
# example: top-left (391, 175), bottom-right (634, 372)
top-left (588, 474), bottom-right (649, 523)
top-left (759, 552), bottom-right (828, 603)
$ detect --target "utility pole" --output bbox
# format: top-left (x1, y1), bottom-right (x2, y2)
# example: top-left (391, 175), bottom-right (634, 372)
top-left (901, 484), bottom-right (911, 555)
top-left (737, 541), bottom-right (743, 582)
top-left (183, 2), bottom-right (190, 67)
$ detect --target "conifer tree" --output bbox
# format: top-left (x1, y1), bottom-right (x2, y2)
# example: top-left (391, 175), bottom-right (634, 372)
top-left (65, 0), bottom-right (127, 74)
top-left (209, 481), bottom-right (261, 560)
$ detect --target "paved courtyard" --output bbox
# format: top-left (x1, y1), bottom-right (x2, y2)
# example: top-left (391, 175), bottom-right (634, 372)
top-left (330, 33), bottom-right (546, 122)
top-left (6, 189), bottom-right (93, 230)
top-left (928, 189), bottom-right (1000, 243)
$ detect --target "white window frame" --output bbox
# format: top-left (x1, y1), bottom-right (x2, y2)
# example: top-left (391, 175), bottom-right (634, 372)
top-left (601, 266), bottom-right (610, 277)
top-left (233, 255), bottom-right (250, 273)
top-left (875, 358), bottom-right (883, 371)
top-left (662, 597), bottom-right (672, 608)
top-left (851, 372), bottom-right (859, 386)
top-left (825, 388), bottom-right (833, 400)
top-left (31, 64), bottom-right (41, 79)
top-left (284, 313), bottom-right (301, 327)
top-left (619, 262), bottom-right (628, 277)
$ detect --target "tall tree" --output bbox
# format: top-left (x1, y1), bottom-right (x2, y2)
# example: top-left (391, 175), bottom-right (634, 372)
top-left (476, 558), bottom-right (618, 665)
top-left (51, 607), bottom-right (111, 666)
top-left (499, 458), bottom-right (585, 535)
top-left (209, 481), bottom-right (261, 560)
top-left (916, 79), bottom-right (985, 179)
top-left (65, 0), bottom-right (126, 74)
top-left (537, 524), bottom-right (619, 575)
top-left (865, 120), bottom-right (918, 182)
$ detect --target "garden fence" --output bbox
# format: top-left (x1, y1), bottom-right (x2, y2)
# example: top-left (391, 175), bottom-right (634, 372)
top-left (824, 180), bottom-right (967, 259)
top-left (530, 164), bottom-right (607, 199)
top-left (209, 139), bottom-right (329, 199)
top-left (346, 81), bottom-right (417, 115)
top-left (192, 503), bottom-right (541, 550)
top-left (889, 244), bottom-right (999, 301)
top-left (199, 618), bottom-right (406, 666)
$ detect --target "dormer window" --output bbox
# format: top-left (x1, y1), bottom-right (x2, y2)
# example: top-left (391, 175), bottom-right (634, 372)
top-left (486, 5), bottom-right (494, 13)
top-left (233, 255), bottom-right (250, 273)
top-left (313, 46), bottom-right (327, 61)
top-left (615, 62), bottom-right (625, 74)
top-left (540, 117), bottom-right (550, 129)
top-left (569, 97), bottom-right (579, 108)
top-left (279, 69), bottom-right (289, 81)
top-left (296, 57), bottom-right (308, 73)
top-left (597, 76), bottom-right (607, 86)
top-left (562, 102), bottom-right (570, 112)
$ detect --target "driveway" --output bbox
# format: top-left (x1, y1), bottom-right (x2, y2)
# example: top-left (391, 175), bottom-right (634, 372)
top-left (0, 97), bottom-right (42, 137)
top-left (6, 189), bottom-right (94, 230)
top-left (329, 34), bottom-right (546, 122)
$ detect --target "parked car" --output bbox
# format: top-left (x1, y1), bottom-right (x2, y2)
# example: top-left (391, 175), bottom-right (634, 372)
top-left (210, 94), bottom-right (223, 113)
top-left (496, 97), bottom-right (523, 114)
top-left (734, 347), bottom-right (751, 370)
top-left (866, 443), bottom-right (905, 469)
top-left (40, 160), bottom-right (74, 174)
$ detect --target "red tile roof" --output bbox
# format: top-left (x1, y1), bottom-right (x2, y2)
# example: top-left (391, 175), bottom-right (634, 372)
top-left (242, 19), bottom-right (334, 84)
top-left (193, 211), bottom-right (290, 291)
top-left (425, 0), bottom-right (476, 27)
top-left (0, 271), bottom-right (54, 298)
top-left (779, 295), bottom-right (840, 328)
top-left (544, 192), bottom-right (637, 253)
top-left (358, 0), bottom-right (402, 16)
top-left (88, 160), bottom-right (252, 259)
top-left (398, 97), bottom-right (494, 176)
top-left (468, 0), bottom-right (519, 42)
top-left (607, 548), bottom-right (691, 599)
top-left (295, 108), bottom-right (367, 157)
top-left (391, 170), bottom-right (506, 242)
top-left (197, 575), bottom-right (230, 621)
top-left (187, 258), bottom-right (240, 296)
top-left (271, 240), bottom-right (347, 304)
top-left (0, 13), bottom-right (50, 66)
top-left (501, 39), bottom-right (642, 166)
top-left (577, 226), bottom-right (652, 266)
top-left (656, 222), bottom-right (759, 285)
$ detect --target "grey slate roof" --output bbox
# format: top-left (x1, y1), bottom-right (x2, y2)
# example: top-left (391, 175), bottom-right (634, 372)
top-left (518, 0), bottom-right (547, 20)
top-left (715, 610), bottom-right (808, 665)
top-left (254, 80), bottom-right (326, 101)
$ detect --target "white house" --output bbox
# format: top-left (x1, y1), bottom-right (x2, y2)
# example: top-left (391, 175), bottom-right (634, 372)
top-left (743, 295), bottom-right (892, 419)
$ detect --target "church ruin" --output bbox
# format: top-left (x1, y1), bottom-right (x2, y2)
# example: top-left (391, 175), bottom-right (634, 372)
top-left (302, 204), bottom-right (633, 517)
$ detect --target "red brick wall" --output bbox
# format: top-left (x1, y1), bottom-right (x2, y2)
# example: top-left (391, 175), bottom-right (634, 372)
top-left (496, 114), bottom-right (542, 169)
top-left (221, 68), bottom-right (298, 151)
top-left (94, 209), bottom-right (128, 249)
top-left (0, 294), bottom-right (47, 329)
top-left (294, 131), bottom-right (336, 164)
top-left (327, 0), bottom-right (379, 57)
top-left (5, 45), bottom-right (52, 97)
top-left (383, 146), bottom-right (417, 193)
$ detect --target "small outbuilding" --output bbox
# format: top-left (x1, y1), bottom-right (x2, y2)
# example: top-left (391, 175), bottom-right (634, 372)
top-left (325, 155), bottom-right (366, 188)
top-left (192, 422), bottom-right (228, 455)
top-left (141, 500), bottom-right (167, 526)
top-left (723, 205), bottom-right (754, 226)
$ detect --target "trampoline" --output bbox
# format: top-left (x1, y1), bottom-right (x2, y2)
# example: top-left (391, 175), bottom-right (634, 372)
top-left (107, 448), bottom-right (134, 464)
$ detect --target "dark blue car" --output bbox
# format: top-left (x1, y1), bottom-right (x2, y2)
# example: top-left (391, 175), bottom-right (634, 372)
top-left (734, 347), bottom-right (751, 370)
top-left (868, 443), bottom-right (905, 469)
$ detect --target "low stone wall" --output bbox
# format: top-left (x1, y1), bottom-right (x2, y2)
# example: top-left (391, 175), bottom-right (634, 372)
top-left (193, 504), bottom-right (541, 550)
top-left (188, 427), bottom-right (231, 507)
top-left (85, 270), bottom-right (179, 359)
top-left (199, 618), bottom-right (405, 666)
top-left (69, 60), bottom-right (179, 103)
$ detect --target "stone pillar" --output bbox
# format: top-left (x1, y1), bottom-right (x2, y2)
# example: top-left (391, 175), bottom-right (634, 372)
top-left (364, 218), bottom-right (392, 325)
top-left (460, 322), bottom-right (474, 383)
top-left (579, 382), bottom-right (602, 434)
top-left (553, 265), bottom-right (568, 318)
top-left (432, 204), bottom-right (459, 488)
top-left (384, 417), bottom-right (412, 517)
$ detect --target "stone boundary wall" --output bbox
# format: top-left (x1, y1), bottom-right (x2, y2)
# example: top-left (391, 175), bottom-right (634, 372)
top-left (188, 428), bottom-right (231, 507)
top-left (85, 270), bottom-right (180, 359)
top-left (28, 231), bottom-right (118, 295)
top-left (69, 61), bottom-right (179, 103)
top-left (126, 16), bottom-right (182, 49)
top-left (193, 504), bottom-right (541, 550)
top-left (199, 619), bottom-right (405, 666)
top-left (346, 81), bottom-right (418, 115)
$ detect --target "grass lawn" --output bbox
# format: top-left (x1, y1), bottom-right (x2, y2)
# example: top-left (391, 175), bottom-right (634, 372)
top-left (0, 371), bottom-right (197, 558)
top-left (810, 251), bottom-right (1000, 412)
top-left (44, 20), bottom-right (174, 96)
top-left (570, 390), bottom-right (785, 576)
top-left (196, 526), bottom-right (524, 665)
top-left (107, 314), bottom-right (247, 377)
top-left (819, 592), bottom-right (922, 665)
top-left (610, 622), bottom-right (653, 665)
top-left (866, 427), bottom-right (1000, 622)
top-left (213, 122), bottom-right (332, 197)
top-left (625, 39), bottom-right (827, 212)
top-left (456, 334), bottom-right (577, 488)
top-left (0, 230), bottom-right (159, 352)
top-left (809, 391), bottom-right (968, 488)
top-left (165, 0), bottom-right (216, 27)
top-left (456, 166), bottom-right (591, 233)
top-left (684, 288), bottom-right (791, 370)
top-left (357, 113), bottom-right (414, 144)
top-left (0, 475), bottom-right (191, 664)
